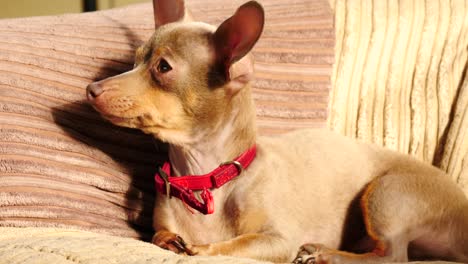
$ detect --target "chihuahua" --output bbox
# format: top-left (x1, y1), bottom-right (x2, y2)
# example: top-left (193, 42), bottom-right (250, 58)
top-left (86, 0), bottom-right (468, 263)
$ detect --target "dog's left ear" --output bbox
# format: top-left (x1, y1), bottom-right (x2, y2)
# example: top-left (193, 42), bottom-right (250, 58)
top-left (153, 0), bottom-right (187, 28)
top-left (213, 1), bottom-right (264, 94)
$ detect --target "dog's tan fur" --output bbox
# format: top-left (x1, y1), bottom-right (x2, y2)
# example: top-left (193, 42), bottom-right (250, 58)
top-left (87, 1), bottom-right (468, 263)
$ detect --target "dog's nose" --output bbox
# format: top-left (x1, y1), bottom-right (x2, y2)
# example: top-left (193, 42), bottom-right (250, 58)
top-left (86, 83), bottom-right (103, 100)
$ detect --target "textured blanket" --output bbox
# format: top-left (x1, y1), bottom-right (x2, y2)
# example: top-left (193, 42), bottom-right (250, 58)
top-left (0, 227), bottom-right (267, 264)
top-left (0, 227), bottom-right (456, 263)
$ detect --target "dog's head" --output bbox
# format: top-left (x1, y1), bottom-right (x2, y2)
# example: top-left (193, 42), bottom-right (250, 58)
top-left (87, 0), bottom-right (264, 145)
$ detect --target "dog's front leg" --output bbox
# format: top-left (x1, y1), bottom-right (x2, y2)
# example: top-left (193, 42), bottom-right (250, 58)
top-left (189, 233), bottom-right (292, 262)
top-left (152, 229), bottom-right (196, 255)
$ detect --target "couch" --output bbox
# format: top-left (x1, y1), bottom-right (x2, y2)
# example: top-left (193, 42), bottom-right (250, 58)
top-left (0, 0), bottom-right (466, 263)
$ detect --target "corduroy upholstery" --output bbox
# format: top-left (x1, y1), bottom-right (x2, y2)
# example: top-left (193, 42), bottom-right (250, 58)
top-left (328, 0), bottom-right (468, 193)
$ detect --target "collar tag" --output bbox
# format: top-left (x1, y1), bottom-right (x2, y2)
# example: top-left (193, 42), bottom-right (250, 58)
top-left (158, 167), bottom-right (171, 199)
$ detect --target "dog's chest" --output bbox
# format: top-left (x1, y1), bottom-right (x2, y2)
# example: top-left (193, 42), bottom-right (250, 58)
top-left (158, 192), bottom-right (237, 245)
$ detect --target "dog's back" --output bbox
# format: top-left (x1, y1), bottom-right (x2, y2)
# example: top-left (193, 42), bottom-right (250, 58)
top-left (249, 129), bottom-right (465, 259)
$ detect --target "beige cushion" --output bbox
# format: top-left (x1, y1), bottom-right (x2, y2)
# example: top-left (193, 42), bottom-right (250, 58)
top-left (0, 0), bottom-right (333, 239)
top-left (0, 227), bottom-right (267, 264)
top-left (328, 0), bottom-right (468, 194)
top-left (0, 227), bottom-right (458, 263)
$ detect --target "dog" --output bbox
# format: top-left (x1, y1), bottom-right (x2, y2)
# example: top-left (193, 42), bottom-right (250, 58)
top-left (86, 0), bottom-right (468, 263)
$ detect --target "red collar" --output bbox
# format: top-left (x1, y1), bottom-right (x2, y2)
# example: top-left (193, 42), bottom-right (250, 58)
top-left (154, 145), bottom-right (257, 215)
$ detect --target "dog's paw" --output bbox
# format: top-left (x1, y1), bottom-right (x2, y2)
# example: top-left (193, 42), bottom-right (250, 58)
top-left (292, 244), bottom-right (339, 264)
top-left (152, 230), bottom-right (195, 255)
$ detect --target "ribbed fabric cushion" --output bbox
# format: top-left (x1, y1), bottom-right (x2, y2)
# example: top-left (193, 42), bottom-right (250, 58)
top-left (328, 0), bottom-right (468, 193)
top-left (0, 227), bottom-right (268, 264)
top-left (0, 227), bottom-right (458, 264)
top-left (0, 0), bottom-right (334, 239)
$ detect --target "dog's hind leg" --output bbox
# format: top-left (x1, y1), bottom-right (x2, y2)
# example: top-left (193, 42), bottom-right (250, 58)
top-left (449, 206), bottom-right (468, 261)
top-left (293, 241), bottom-right (407, 264)
top-left (294, 170), bottom-right (468, 264)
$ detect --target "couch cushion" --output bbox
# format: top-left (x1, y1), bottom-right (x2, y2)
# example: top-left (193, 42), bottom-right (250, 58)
top-left (327, 0), bottom-right (468, 193)
top-left (0, 0), bottom-right (334, 239)
top-left (0, 227), bottom-right (267, 264)
top-left (0, 227), bottom-right (459, 264)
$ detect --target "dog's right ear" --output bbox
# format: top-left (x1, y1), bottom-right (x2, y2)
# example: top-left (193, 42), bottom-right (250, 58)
top-left (213, 1), bottom-right (264, 71)
top-left (153, 0), bottom-right (186, 28)
top-left (212, 1), bottom-right (264, 95)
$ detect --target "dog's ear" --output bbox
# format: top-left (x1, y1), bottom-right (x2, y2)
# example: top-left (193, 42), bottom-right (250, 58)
top-left (153, 0), bottom-right (186, 28)
top-left (213, 1), bottom-right (264, 94)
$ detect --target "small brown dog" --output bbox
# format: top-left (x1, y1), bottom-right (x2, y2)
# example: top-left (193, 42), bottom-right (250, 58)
top-left (87, 0), bottom-right (468, 263)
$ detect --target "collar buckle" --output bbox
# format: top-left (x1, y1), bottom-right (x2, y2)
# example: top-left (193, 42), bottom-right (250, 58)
top-left (220, 160), bottom-right (244, 174)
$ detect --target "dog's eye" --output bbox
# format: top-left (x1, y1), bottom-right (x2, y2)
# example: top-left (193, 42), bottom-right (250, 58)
top-left (157, 59), bottom-right (172, 73)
